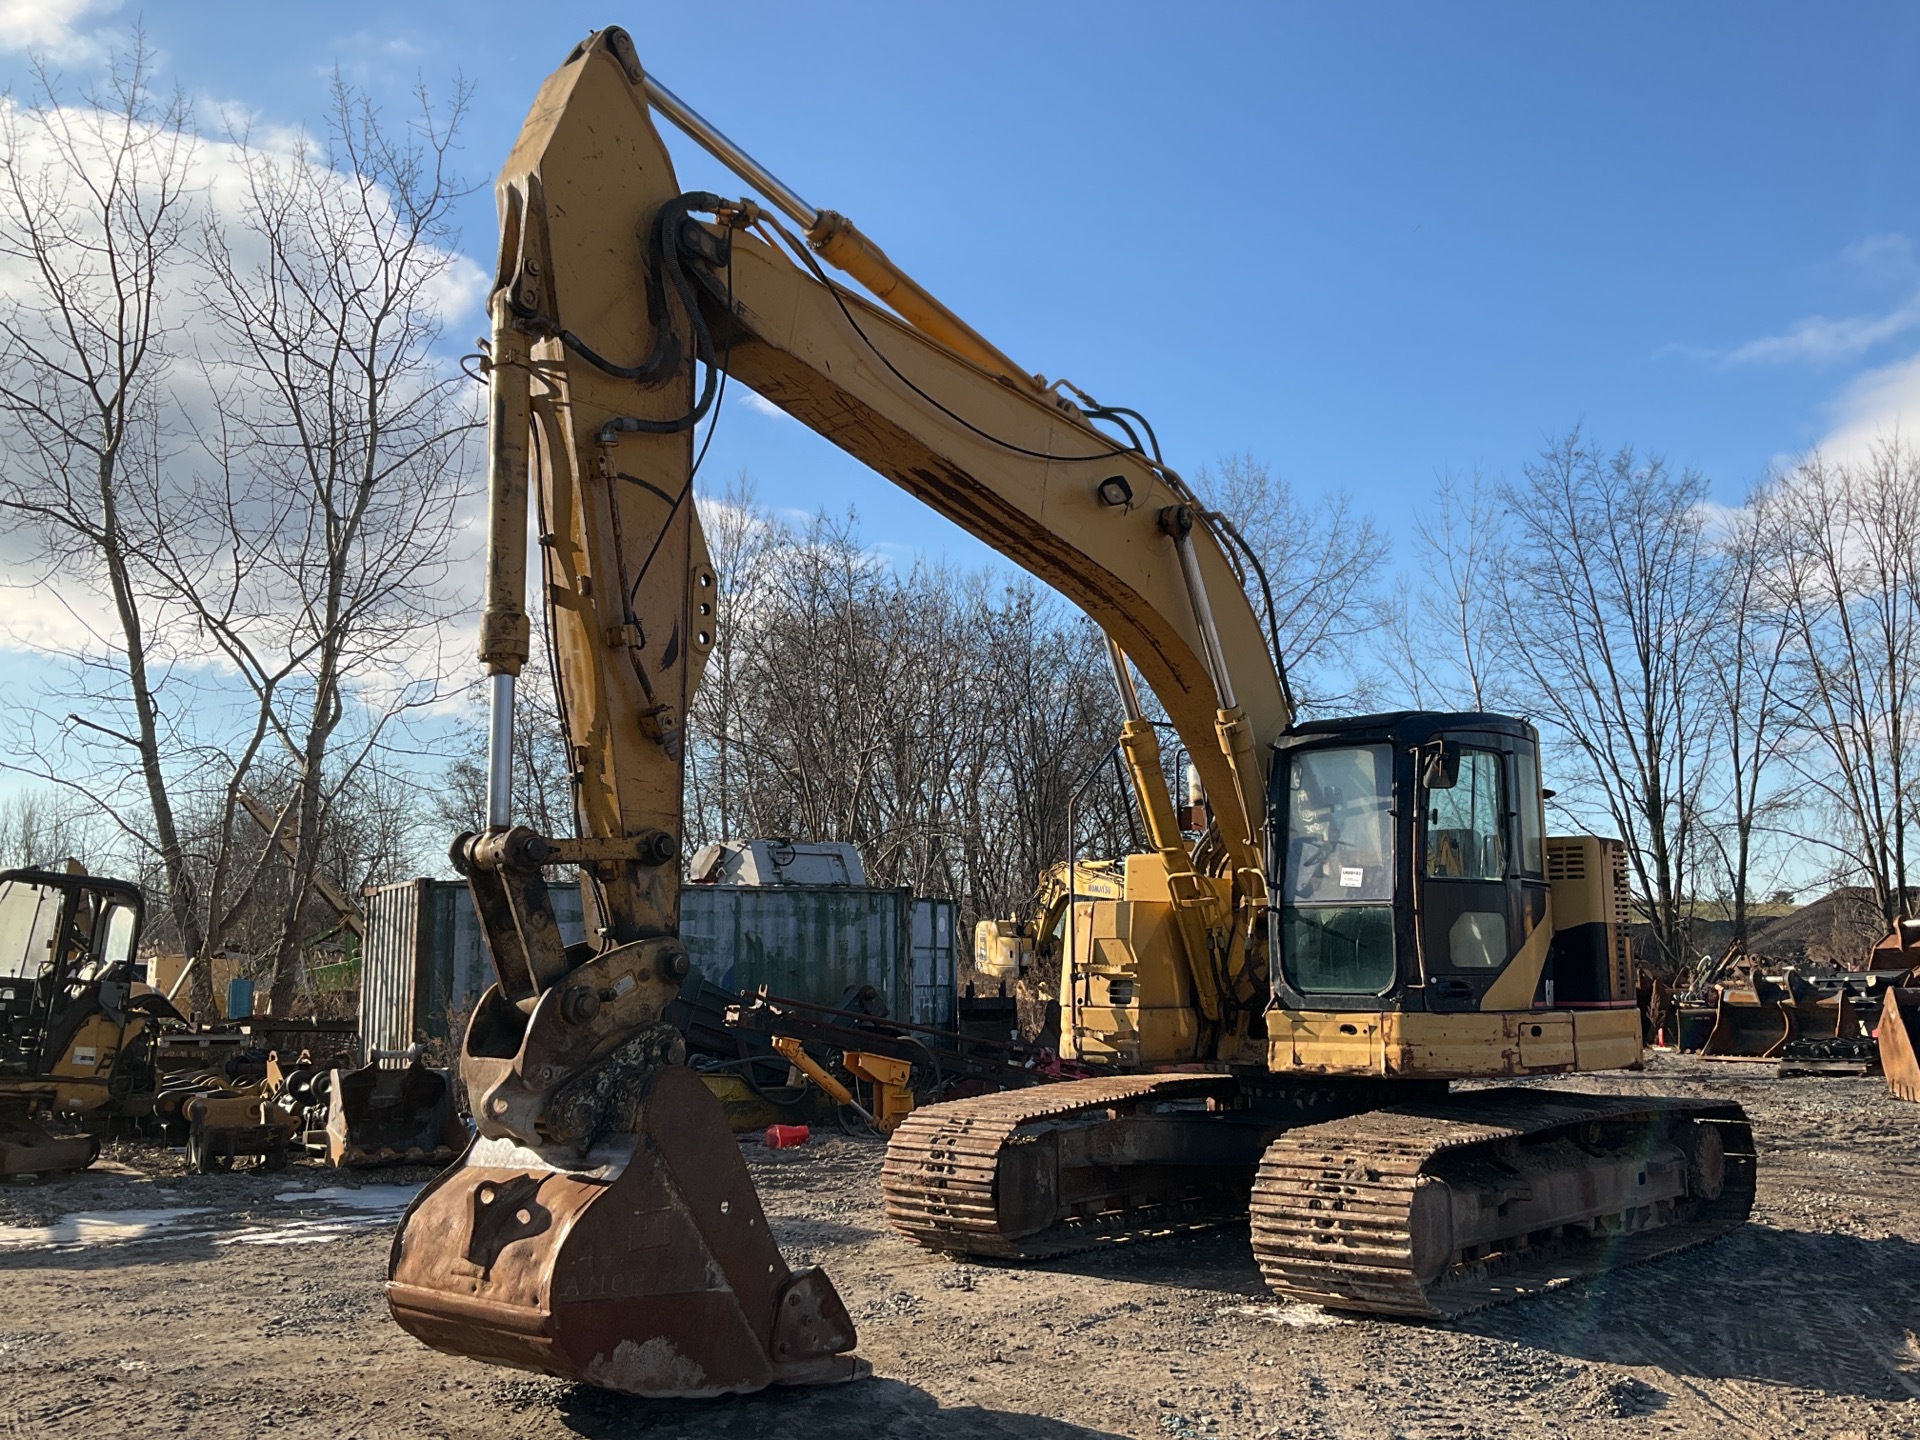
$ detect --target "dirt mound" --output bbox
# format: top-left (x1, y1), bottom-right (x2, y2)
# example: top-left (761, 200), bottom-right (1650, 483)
top-left (1746, 886), bottom-right (1914, 967)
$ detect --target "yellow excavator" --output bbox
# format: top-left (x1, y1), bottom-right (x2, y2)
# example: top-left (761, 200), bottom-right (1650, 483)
top-left (974, 858), bottom-right (1125, 982)
top-left (386, 27), bottom-right (1755, 1398)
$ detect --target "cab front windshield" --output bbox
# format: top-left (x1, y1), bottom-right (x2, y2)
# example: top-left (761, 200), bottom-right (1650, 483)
top-left (1280, 744), bottom-right (1396, 994)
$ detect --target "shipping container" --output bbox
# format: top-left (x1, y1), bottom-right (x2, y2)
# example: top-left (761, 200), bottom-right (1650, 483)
top-left (359, 878), bottom-right (955, 1056)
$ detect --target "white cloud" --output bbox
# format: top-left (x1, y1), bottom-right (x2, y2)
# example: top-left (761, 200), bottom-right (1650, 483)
top-left (1682, 233), bottom-right (1920, 368)
top-left (0, 0), bottom-right (119, 61)
top-left (0, 96), bottom-right (488, 733)
top-left (1718, 295), bottom-right (1920, 366)
top-left (1814, 350), bottom-right (1920, 464)
top-left (738, 387), bottom-right (791, 422)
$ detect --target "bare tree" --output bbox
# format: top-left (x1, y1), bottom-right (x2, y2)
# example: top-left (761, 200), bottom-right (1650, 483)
top-left (1194, 453), bottom-right (1388, 714)
top-left (1706, 484), bottom-right (1794, 951)
top-left (1502, 430), bottom-right (1721, 973)
top-left (0, 785), bottom-right (115, 870)
top-left (175, 76), bottom-right (476, 1013)
top-left (679, 486), bottom-right (1134, 939)
top-left (1768, 443), bottom-right (1920, 931)
top-left (435, 616), bottom-right (572, 842)
top-left (0, 38), bottom-right (215, 1005)
top-left (685, 471), bottom-right (789, 852)
top-left (1383, 469), bottom-right (1509, 711)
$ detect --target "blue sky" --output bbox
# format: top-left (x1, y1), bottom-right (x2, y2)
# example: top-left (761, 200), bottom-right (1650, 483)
top-left (12, 0), bottom-right (1918, 575)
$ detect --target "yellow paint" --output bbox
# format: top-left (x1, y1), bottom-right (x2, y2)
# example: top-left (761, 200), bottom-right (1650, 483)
top-left (1270, 1006), bottom-right (1642, 1079)
top-left (1572, 1009), bottom-right (1644, 1070)
top-left (1477, 899), bottom-right (1554, 1012)
top-left (1061, 894), bottom-right (1203, 1066)
top-left (844, 1052), bottom-right (915, 1133)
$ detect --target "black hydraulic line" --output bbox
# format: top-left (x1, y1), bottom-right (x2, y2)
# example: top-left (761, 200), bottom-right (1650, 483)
top-left (566, 192), bottom-right (729, 435)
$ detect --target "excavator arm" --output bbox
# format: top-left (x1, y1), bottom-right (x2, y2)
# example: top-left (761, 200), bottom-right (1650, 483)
top-left (388, 26), bottom-right (1294, 1398)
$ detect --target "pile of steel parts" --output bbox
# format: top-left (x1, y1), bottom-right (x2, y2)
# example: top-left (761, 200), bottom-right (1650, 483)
top-left (1649, 926), bottom-right (1920, 1099)
top-left (153, 1043), bottom-right (471, 1174)
top-left (2, 862), bottom-right (477, 1178)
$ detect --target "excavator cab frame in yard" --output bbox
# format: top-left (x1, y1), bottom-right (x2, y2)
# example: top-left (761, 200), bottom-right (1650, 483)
top-left (387, 27), bottom-right (1756, 1399)
top-left (0, 867), bottom-right (153, 1174)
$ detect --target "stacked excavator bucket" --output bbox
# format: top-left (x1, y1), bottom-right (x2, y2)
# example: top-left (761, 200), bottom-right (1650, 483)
top-left (1700, 973), bottom-right (1864, 1060)
top-left (1881, 987), bottom-right (1920, 1103)
top-left (324, 1055), bottom-right (468, 1167)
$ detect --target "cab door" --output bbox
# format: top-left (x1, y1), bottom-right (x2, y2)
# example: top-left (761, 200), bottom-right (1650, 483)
top-left (1418, 742), bottom-right (1518, 1011)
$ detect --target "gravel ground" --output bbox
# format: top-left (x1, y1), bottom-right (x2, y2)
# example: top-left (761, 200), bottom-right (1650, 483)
top-left (2, 1053), bottom-right (1917, 1440)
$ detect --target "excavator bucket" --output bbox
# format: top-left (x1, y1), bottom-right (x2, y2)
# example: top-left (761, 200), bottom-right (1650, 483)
top-left (1881, 988), bottom-right (1920, 1104)
top-left (1701, 980), bottom-right (1794, 1058)
top-left (0, 1101), bottom-right (98, 1176)
top-left (325, 1055), bottom-right (468, 1167)
top-left (388, 1063), bottom-right (865, 1397)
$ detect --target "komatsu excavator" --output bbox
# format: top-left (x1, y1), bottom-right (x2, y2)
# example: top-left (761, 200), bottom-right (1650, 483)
top-left (387, 27), bottom-right (1756, 1398)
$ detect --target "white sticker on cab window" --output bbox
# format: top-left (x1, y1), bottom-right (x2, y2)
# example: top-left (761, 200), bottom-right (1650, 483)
top-left (1339, 867), bottom-right (1364, 889)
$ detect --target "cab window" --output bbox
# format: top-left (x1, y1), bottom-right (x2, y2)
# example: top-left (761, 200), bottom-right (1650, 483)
top-left (1426, 748), bottom-right (1505, 880)
top-left (1515, 746), bottom-right (1545, 876)
top-left (1280, 744), bottom-right (1395, 994)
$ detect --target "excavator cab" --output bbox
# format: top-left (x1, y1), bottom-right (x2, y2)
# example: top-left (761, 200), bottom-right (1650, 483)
top-left (1273, 712), bottom-right (1549, 1012)
top-left (1267, 713), bottom-right (1641, 1077)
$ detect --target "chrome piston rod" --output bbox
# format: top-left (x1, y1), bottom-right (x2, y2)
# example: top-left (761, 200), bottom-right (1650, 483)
top-left (643, 74), bottom-right (819, 230)
top-left (1169, 524), bottom-right (1238, 712)
top-left (486, 672), bottom-right (514, 829)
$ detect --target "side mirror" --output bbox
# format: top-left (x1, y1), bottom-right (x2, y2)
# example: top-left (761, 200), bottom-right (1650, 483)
top-left (1420, 739), bottom-right (1461, 790)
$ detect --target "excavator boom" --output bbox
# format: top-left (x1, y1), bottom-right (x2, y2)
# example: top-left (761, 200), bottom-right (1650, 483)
top-left (388, 27), bottom-right (1289, 1394)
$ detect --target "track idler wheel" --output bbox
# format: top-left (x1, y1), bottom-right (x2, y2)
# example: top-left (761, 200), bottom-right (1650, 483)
top-left (386, 1063), bottom-right (867, 1398)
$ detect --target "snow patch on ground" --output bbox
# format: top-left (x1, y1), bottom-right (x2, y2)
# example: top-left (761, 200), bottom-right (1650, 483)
top-left (0, 1206), bottom-right (212, 1251)
top-left (0, 1183), bottom-right (422, 1252)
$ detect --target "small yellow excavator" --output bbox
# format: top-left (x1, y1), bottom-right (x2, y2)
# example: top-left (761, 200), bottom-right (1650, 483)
top-left (0, 867), bottom-right (157, 1174)
top-left (386, 27), bottom-right (1756, 1398)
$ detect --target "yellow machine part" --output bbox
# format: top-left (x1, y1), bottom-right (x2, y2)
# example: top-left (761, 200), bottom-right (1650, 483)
top-left (769, 1037), bottom-right (915, 1133)
top-left (1059, 854), bottom-right (1230, 1067)
top-left (41, 1011), bottom-right (147, 1117)
top-left (972, 920), bottom-right (1031, 981)
top-left (844, 1051), bottom-right (915, 1133)
top-left (1269, 1007), bottom-right (1642, 1079)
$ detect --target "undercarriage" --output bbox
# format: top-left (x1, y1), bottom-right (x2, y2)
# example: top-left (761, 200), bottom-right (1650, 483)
top-left (884, 1080), bottom-right (1754, 1317)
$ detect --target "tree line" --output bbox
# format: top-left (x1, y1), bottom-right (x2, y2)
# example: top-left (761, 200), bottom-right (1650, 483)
top-left (1389, 431), bottom-right (1920, 978)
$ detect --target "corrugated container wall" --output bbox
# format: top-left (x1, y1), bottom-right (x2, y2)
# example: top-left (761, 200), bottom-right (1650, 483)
top-left (359, 880), bottom-right (954, 1056)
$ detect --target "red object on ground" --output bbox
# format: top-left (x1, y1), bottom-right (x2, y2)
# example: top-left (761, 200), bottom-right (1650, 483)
top-left (764, 1124), bottom-right (810, 1148)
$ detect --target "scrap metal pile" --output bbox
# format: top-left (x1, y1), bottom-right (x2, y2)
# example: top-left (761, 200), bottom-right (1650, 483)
top-left (1643, 920), bottom-right (1920, 1101)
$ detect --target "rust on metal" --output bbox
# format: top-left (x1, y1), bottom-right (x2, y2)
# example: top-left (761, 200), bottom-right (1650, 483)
top-left (325, 1055), bottom-right (467, 1168)
top-left (1880, 987), bottom-right (1920, 1104)
top-left (1700, 974), bottom-right (1867, 1060)
top-left (388, 1064), bottom-right (865, 1397)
